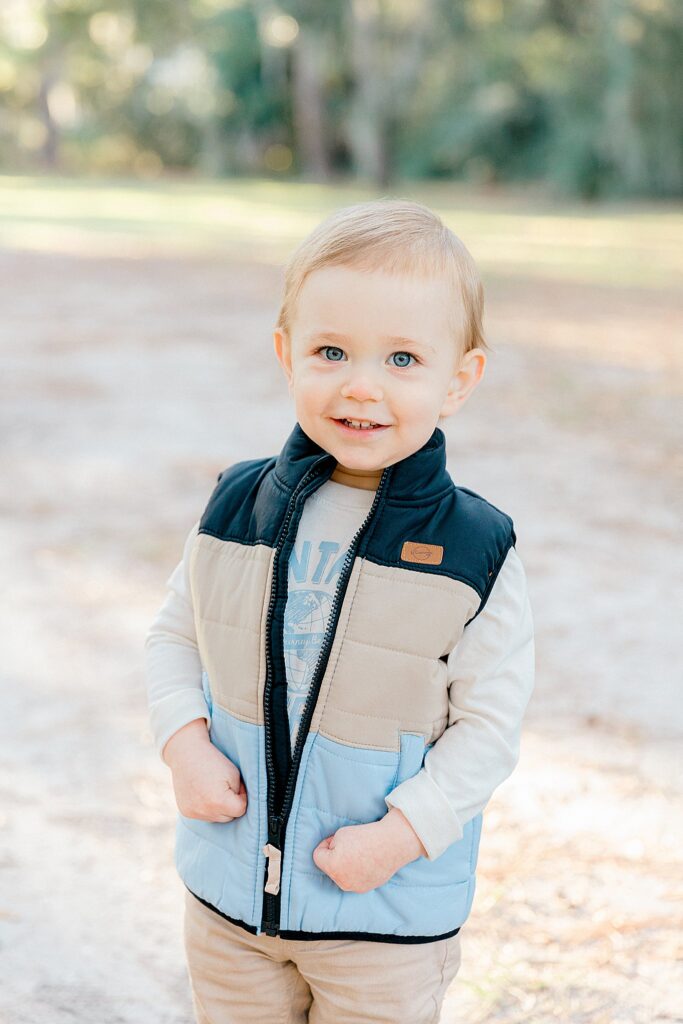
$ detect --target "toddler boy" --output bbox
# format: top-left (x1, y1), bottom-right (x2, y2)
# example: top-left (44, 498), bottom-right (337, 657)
top-left (145, 198), bottom-right (535, 1023)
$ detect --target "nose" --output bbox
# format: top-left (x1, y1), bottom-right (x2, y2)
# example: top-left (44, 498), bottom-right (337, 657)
top-left (340, 371), bottom-right (383, 403)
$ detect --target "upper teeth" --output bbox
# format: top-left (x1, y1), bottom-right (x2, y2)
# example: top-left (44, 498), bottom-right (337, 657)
top-left (344, 419), bottom-right (379, 429)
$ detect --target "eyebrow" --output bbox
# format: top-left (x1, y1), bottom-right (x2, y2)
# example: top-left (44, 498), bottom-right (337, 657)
top-left (307, 331), bottom-right (436, 354)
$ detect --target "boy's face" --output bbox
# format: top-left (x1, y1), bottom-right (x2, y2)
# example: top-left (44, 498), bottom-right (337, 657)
top-left (273, 265), bottom-right (485, 475)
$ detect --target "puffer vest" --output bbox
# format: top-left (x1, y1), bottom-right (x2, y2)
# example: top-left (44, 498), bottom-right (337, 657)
top-left (176, 422), bottom-right (515, 943)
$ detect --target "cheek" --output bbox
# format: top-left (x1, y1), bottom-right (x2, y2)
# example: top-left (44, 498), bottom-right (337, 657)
top-left (392, 379), bottom-right (441, 415)
top-left (292, 369), bottom-right (333, 407)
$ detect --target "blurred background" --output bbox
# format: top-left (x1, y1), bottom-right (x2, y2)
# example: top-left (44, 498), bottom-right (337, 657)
top-left (2, 0), bottom-right (683, 194)
top-left (1, 1), bottom-right (681, 1022)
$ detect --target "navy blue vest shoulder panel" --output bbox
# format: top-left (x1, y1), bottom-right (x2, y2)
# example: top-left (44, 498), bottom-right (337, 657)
top-left (363, 486), bottom-right (514, 602)
top-left (200, 457), bottom-right (280, 546)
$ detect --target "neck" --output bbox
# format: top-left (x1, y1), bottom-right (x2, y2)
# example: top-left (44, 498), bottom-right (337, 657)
top-left (330, 464), bottom-right (382, 490)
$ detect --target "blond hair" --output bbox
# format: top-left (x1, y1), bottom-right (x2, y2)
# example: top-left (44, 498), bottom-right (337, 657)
top-left (275, 197), bottom-right (488, 357)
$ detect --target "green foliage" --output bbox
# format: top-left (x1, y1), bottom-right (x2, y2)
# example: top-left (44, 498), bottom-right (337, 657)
top-left (0, 0), bottom-right (680, 196)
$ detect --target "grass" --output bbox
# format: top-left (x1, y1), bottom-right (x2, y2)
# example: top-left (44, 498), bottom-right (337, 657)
top-left (0, 173), bottom-right (681, 290)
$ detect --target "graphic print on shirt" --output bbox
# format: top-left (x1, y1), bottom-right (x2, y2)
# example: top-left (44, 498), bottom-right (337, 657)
top-left (284, 539), bottom-right (349, 751)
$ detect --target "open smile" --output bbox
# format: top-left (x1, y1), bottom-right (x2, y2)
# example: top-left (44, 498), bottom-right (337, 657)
top-left (331, 417), bottom-right (391, 436)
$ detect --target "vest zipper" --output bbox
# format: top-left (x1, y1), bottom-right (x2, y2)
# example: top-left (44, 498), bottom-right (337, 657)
top-left (260, 455), bottom-right (331, 934)
top-left (260, 463), bottom-right (391, 936)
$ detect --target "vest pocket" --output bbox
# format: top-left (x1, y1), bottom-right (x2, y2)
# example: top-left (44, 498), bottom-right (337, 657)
top-left (174, 702), bottom-right (264, 928)
top-left (201, 668), bottom-right (213, 715)
top-left (389, 731), bottom-right (478, 889)
top-left (396, 730), bottom-right (434, 786)
top-left (298, 732), bottom-right (401, 826)
top-left (282, 730), bottom-right (476, 935)
top-left (282, 731), bottom-right (403, 933)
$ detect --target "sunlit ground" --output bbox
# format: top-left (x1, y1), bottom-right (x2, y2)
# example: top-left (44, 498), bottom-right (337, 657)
top-left (1, 173), bottom-right (682, 289)
top-left (1, 174), bottom-right (681, 1023)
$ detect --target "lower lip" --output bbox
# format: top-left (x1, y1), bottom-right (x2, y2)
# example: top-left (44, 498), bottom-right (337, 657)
top-left (332, 419), bottom-right (390, 438)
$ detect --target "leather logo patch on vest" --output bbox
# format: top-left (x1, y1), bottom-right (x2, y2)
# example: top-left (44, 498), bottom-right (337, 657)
top-left (400, 540), bottom-right (444, 566)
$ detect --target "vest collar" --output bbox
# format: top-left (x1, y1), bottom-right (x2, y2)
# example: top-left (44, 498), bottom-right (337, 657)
top-left (273, 421), bottom-right (452, 504)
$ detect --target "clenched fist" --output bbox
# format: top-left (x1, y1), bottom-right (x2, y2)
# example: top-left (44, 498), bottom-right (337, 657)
top-left (312, 808), bottom-right (427, 893)
top-left (162, 718), bottom-right (247, 822)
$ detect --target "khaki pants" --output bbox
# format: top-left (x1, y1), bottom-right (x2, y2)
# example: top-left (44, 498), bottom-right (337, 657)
top-left (183, 890), bottom-right (462, 1024)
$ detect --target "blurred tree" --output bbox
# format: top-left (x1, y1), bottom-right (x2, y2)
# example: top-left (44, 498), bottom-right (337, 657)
top-left (0, 0), bottom-right (680, 196)
top-left (278, 0), bottom-right (344, 180)
top-left (345, 0), bottom-right (440, 185)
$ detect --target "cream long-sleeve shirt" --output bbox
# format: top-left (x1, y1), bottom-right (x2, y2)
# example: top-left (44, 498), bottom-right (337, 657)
top-left (144, 484), bottom-right (535, 863)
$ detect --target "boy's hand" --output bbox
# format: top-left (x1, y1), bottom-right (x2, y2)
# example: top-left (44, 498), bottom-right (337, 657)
top-left (312, 808), bottom-right (427, 893)
top-left (162, 718), bottom-right (247, 822)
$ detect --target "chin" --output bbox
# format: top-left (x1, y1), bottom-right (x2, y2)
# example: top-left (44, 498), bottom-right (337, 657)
top-left (338, 456), bottom-right (384, 472)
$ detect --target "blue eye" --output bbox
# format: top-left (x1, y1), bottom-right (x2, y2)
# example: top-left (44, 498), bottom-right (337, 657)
top-left (389, 352), bottom-right (415, 368)
top-left (319, 346), bottom-right (345, 361)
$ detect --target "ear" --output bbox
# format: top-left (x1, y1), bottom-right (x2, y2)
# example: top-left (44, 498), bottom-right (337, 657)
top-left (273, 328), bottom-right (293, 391)
top-left (439, 348), bottom-right (486, 419)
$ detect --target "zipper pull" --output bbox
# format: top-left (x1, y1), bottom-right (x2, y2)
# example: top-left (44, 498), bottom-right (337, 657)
top-left (262, 816), bottom-right (282, 895)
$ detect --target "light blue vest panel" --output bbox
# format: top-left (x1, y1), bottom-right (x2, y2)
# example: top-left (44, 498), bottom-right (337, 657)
top-left (175, 682), bottom-right (482, 938)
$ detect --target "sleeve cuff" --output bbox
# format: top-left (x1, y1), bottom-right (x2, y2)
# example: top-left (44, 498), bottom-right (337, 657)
top-left (385, 769), bottom-right (464, 861)
top-left (150, 690), bottom-right (211, 761)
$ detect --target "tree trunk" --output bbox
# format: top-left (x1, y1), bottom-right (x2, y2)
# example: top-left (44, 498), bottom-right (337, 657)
top-left (601, 0), bottom-right (643, 193)
top-left (291, 23), bottom-right (331, 180)
top-left (346, 0), bottom-right (386, 183)
top-left (37, 64), bottom-right (61, 171)
top-left (346, 0), bottom-right (437, 186)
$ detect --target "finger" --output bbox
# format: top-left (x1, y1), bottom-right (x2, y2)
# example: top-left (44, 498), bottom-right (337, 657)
top-left (224, 795), bottom-right (247, 817)
top-left (196, 811), bottom-right (235, 822)
top-left (224, 779), bottom-right (247, 803)
top-left (223, 781), bottom-right (244, 799)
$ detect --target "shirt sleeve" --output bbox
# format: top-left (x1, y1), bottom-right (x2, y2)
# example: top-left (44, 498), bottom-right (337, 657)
top-left (384, 545), bottom-right (535, 861)
top-left (143, 518), bottom-right (211, 761)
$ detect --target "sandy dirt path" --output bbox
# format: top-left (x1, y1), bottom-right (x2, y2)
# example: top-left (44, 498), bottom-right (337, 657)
top-left (1, 247), bottom-right (681, 1023)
